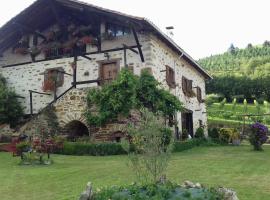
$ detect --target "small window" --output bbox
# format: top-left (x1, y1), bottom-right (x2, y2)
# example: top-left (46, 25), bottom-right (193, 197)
top-left (166, 65), bottom-right (176, 88)
top-left (197, 87), bottom-right (202, 103)
top-left (43, 68), bottom-right (64, 91)
top-left (99, 61), bottom-right (119, 85)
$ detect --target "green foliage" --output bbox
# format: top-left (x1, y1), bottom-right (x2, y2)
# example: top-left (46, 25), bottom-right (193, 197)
top-left (124, 109), bottom-right (173, 184)
top-left (85, 69), bottom-right (137, 126)
top-left (0, 74), bottom-right (24, 127)
top-left (93, 182), bottom-right (222, 200)
top-left (218, 128), bottom-right (239, 144)
top-left (206, 93), bottom-right (221, 106)
top-left (85, 69), bottom-right (182, 127)
top-left (194, 127), bottom-right (205, 138)
top-left (57, 142), bottom-right (127, 156)
top-left (173, 138), bottom-right (220, 152)
top-left (181, 129), bottom-right (189, 140)
top-left (208, 128), bottom-right (219, 140)
top-left (16, 141), bottom-right (30, 153)
top-left (199, 43), bottom-right (270, 101)
top-left (42, 106), bottom-right (60, 137)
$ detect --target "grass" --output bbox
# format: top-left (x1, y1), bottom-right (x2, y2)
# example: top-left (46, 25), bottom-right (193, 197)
top-left (1, 145), bottom-right (270, 200)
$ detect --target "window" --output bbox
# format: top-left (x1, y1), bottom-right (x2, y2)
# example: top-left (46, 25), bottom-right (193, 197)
top-left (166, 65), bottom-right (176, 88)
top-left (197, 87), bottom-right (202, 103)
top-left (106, 23), bottom-right (131, 37)
top-left (99, 61), bottom-right (120, 85)
top-left (43, 68), bottom-right (64, 91)
top-left (182, 76), bottom-right (194, 97)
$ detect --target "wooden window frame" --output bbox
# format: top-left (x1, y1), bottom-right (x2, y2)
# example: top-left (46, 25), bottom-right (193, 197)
top-left (97, 59), bottom-right (120, 86)
top-left (166, 65), bottom-right (176, 88)
top-left (44, 67), bottom-right (64, 87)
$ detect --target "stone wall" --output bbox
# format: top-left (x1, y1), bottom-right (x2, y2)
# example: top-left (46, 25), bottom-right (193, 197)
top-left (147, 34), bottom-right (208, 134)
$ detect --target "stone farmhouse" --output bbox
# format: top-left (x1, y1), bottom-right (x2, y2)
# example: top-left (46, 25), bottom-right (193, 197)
top-left (0, 0), bottom-right (212, 141)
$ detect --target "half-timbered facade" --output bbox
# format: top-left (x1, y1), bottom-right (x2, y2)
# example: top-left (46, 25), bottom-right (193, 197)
top-left (0, 0), bottom-right (212, 140)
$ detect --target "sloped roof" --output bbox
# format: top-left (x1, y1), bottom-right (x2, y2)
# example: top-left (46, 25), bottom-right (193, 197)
top-left (0, 0), bottom-right (212, 79)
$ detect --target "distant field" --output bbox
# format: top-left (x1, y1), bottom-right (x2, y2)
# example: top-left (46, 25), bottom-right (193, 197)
top-left (207, 103), bottom-right (270, 128)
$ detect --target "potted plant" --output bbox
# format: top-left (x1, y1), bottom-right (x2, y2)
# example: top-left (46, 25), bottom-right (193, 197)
top-left (230, 129), bottom-right (240, 146)
top-left (249, 122), bottom-right (269, 151)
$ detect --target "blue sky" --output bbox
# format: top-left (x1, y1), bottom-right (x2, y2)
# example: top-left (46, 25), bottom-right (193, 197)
top-left (0, 0), bottom-right (269, 59)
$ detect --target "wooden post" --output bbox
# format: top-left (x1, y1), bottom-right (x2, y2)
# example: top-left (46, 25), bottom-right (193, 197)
top-left (73, 55), bottom-right (77, 88)
top-left (54, 80), bottom-right (57, 101)
top-left (123, 46), bottom-right (127, 68)
top-left (29, 91), bottom-right (33, 116)
top-left (131, 27), bottom-right (145, 62)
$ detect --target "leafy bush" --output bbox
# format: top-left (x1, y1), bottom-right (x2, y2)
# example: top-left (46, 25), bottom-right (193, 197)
top-left (0, 74), bottom-right (24, 127)
top-left (93, 182), bottom-right (222, 200)
top-left (57, 142), bottom-right (127, 156)
top-left (173, 138), bottom-right (219, 152)
top-left (208, 128), bottom-right (219, 140)
top-left (249, 122), bottom-right (269, 151)
top-left (85, 69), bottom-right (182, 127)
top-left (218, 128), bottom-right (232, 144)
top-left (194, 127), bottom-right (205, 138)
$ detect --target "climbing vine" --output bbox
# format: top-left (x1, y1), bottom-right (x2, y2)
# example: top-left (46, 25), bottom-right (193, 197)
top-left (85, 69), bottom-right (183, 127)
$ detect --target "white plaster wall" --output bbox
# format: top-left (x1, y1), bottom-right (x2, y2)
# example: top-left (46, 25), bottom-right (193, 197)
top-left (0, 33), bottom-right (151, 114)
top-left (148, 35), bottom-right (208, 134)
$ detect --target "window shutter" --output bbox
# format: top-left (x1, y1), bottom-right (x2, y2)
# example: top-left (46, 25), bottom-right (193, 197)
top-left (187, 80), bottom-right (193, 92)
top-left (182, 76), bottom-right (187, 94)
top-left (197, 87), bottom-right (202, 102)
top-left (166, 66), bottom-right (175, 88)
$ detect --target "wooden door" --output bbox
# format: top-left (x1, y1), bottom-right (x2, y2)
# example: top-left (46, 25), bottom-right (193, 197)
top-left (181, 112), bottom-right (194, 138)
top-left (100, 62), bottom-right (119, 85)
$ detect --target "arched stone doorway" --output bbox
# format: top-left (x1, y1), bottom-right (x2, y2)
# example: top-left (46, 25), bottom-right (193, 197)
top-left (64, 120), bottom-right (90, 141)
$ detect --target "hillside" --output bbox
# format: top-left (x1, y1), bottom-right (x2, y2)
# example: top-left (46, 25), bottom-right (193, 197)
top-left (198, 41), bottom-right (270, 77)
top-left (198, 41), bottom-right (270, 101)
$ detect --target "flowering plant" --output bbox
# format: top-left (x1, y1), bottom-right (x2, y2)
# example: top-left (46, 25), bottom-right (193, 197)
top-left (249, 122), bottom-right (269, 151)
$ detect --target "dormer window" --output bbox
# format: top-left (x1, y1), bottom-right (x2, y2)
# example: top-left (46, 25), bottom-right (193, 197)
top-left (166, 65), bottom-right (176, 88)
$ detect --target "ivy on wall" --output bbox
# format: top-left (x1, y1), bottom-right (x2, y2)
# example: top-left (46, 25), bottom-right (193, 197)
top-left (85, 69), bottom-right (183, 127)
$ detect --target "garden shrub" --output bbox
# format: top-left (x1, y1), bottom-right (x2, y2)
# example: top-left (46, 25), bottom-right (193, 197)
top-left (194, 127), bottom-right (205, 138)
top-left (93, 181), bottom-right (222, 200)
top-left (0, 74), bottom-right (24, 127)
top-left (208, 128), bottom-right (219, 140)
top-left (58, 142), bottom-right (127, 156)
top-left (218, 128), bottom-right (232, 144)
top-left (173, 138), bottom-right (219, 152)
top-left (124, 109), bottom-right (174, 183)
top-left (249, 122), bottom-right (269, 151)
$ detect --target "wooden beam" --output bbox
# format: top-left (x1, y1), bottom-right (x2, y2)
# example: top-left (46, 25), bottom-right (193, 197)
top-left (29, 90), bottom-right (51, 96)
top-left (2, 45), bottom-right (141, 68)
top-left (123, 45), bottom-right (127, 67)
top-left (29, 91), bottom-right (33, 115)
top-left (131, 27), bottom-right (144, 62)
top-left (81, 55), bottom-right (92, 61)
top-left (13, 22), bottom-right (47, 40)
top-left (123, 44), bottom-right (138, 54)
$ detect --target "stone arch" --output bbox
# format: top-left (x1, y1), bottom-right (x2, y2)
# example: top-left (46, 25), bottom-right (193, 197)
top-left (63, 120), bottom-right (90, 140)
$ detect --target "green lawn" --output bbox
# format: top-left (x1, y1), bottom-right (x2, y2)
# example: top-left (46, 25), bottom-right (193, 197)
top-left (1, 145), bottom-right (270, 200)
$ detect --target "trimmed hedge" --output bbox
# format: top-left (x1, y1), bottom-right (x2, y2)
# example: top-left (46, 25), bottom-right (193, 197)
top-left (57, 142), bottom-right (127, 156)
top-left (173, 138), bottom-right (220, 152)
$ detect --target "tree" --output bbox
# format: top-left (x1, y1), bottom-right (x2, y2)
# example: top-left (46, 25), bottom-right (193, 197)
top-left (263, 40), bottom-right (270, 47)
top-left (228, 43), bottom-right (237, 54)
top-left (0, 74), bottom-right (24, 127)
top-left (122, 109), bottom-right (173, 184)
